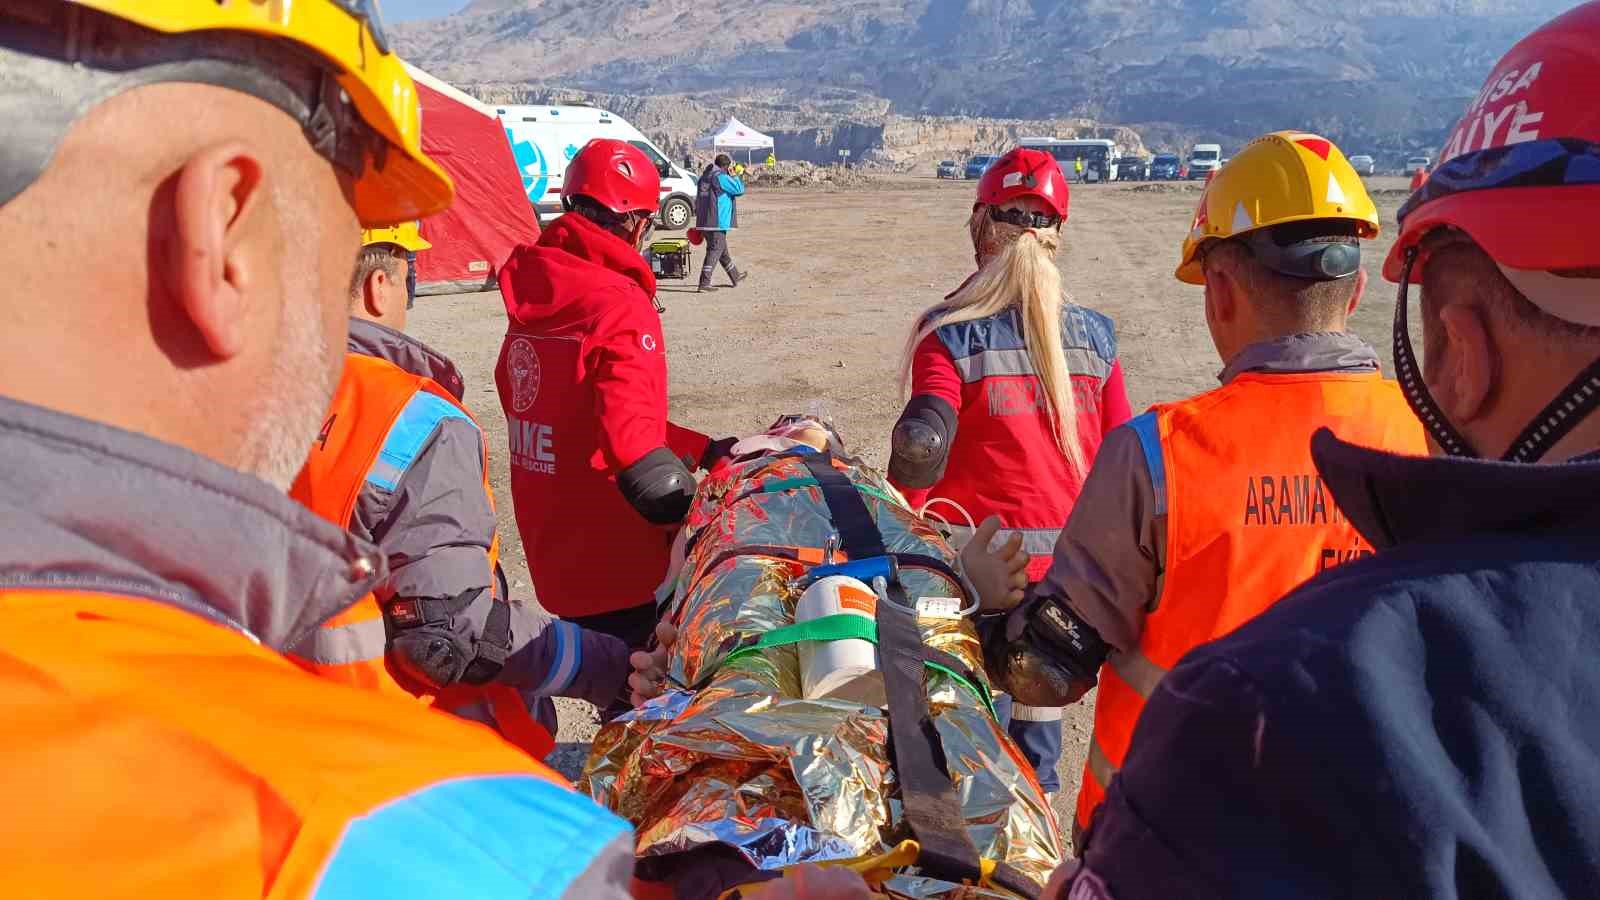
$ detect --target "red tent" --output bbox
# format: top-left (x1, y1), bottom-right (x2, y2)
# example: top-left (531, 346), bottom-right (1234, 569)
top-left (407, 64), bottom-right (540, 296)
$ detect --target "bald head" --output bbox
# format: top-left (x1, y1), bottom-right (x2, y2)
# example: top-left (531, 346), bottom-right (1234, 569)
top-left (0, 77), bottom-right (359, 488)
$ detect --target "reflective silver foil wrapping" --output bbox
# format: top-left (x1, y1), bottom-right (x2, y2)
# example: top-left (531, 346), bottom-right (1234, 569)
top-left (582, 448), bottom-right (1063, 897)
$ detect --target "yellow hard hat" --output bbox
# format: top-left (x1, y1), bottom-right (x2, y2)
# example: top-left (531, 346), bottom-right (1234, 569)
top-left (70, 0), bottom-right (451, 227)
top-left (363, 220), bottom-right (431, 252)
top-left (1175, 131), bottom-right (1379, 285)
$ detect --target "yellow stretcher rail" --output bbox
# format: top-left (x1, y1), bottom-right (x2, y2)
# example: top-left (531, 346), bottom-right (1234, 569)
top-left (718, 840), bottom-right (1032, 898)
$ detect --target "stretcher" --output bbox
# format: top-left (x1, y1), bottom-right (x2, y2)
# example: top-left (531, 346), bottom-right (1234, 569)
top-left (583, 417), bottom-right (1063, 899)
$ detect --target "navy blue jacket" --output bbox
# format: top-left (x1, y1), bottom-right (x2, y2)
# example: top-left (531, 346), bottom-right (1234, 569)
top-left (1069, 429), bottom-right (1600, 900)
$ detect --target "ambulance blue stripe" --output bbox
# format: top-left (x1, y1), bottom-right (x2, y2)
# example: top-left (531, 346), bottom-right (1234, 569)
top-left (366, 393), bottom-right (474, 491)
top-left (315, 775), bottom-right (630, 899)
top-left (1127, 412), bottom-right (1167, 517)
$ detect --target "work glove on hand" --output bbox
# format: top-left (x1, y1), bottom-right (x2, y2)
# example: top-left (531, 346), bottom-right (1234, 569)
top-left (627, 621), bottom-right (679, 706)
top-left (959, 515), bottom-right (1029, 613)
top-left (699, 436), bottom-right (740, 471)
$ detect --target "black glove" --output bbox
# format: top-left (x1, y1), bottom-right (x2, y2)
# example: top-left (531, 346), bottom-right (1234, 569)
top-left (383, 587), bottom-right (508, 695)
top-left (699, 436), bottom-right (739, 470)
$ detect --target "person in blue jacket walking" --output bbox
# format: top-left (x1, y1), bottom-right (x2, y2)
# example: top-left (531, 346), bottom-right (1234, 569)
top-left (694, 153), bottom-right (747, 293)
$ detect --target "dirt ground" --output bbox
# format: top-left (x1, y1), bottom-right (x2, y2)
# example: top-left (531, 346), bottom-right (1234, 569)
top-left (407, 173), bottom-right (1416, 827)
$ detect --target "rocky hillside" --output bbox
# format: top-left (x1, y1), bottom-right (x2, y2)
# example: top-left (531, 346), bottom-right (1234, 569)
top-left (471, 81), bottom-right (1150, 172)
top-left (396, 0), bottom-right (1573, 166)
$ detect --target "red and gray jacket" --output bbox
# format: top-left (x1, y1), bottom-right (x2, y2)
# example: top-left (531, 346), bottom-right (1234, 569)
top-left (496, 213), bottom-right (709, 618)
top-left (891, 295), bottom-right (1131, 580)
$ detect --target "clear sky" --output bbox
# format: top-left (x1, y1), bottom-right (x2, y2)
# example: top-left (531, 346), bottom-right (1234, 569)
top-left (384, 0), bottom-right (469, 23)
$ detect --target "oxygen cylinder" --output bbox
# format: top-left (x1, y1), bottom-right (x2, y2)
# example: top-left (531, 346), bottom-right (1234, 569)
top-left (796, 575), bottom-right (884, 706)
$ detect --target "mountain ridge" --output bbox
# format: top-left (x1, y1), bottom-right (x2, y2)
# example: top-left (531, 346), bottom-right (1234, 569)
top-left (393, 0), bottom-right (1574, 165)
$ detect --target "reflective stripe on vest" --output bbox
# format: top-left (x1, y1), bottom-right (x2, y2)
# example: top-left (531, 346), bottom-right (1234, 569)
top-left (1074, 372), bottom-right (1427, 833)
top-left (289, 352), bottom-right (549, 759)
top-left (934, 305), bottom-right (1117, 386)
top-left (950, 346), bottom-right (1112, 383)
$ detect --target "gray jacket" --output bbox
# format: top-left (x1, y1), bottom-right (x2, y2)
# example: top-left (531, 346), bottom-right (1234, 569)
top-left (307, 318), bottom-right (630, 710)
top-left (0, 392), bottom-right (633, 899)
top-left (1031, 332), bottom-right (1384, 654)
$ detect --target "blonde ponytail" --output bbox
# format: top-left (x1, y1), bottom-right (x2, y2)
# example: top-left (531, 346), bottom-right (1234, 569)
top-left (902, 217), bottom-right (1087, 477)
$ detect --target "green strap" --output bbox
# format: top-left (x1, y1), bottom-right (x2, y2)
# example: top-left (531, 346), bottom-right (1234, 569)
top-left (719, 613), bottom-right (998, 721)
top-left (721, 613), bottom-right (877, 665)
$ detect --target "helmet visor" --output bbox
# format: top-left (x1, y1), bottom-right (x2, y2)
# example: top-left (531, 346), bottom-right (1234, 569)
top-left (1398, 138), bottom-right (1600, 229)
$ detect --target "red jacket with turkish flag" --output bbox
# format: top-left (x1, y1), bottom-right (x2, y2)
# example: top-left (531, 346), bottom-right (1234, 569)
top-left (496, 213), bottom-right (709, 617)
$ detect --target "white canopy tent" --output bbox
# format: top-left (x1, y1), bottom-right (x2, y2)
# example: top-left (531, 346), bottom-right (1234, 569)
top-left (694, 117), bottom-right (775, 164)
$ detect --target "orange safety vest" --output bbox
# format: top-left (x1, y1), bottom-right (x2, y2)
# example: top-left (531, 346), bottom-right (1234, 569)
top-left (290, 352), bottom-right (552, 759)
top-left (0, 589), bottom-right (616, 897)
top-left (1074, 371), bottom-right (1426, 834)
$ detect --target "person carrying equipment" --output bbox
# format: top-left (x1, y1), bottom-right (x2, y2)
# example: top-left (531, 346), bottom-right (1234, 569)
top-left (888, 146), bottom-right (1132, 798)
top-left (1052, 7), bottom-right (1600, 897)
top-left (289, 223), bottom-right (637, 758)
top-left (496, 139), bottom-right (733, 678)
top-left (694, 152), bottom-right (748, 292)
top-left (969, 131), bottom-right (1427, 845)
top-left (0, 1), bottom-right (635, 895)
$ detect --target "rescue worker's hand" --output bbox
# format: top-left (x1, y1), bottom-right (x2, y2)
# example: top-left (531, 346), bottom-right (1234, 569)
top-left (754, 865), bottom-right (873, 899)
top-left (628, 621), bottom-right (678, 706)
top-left (959, 515), bottom-right (1028, 612)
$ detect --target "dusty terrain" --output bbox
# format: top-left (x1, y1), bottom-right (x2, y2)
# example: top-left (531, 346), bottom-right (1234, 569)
top-left (407, 173), bottom-right (1416, 830)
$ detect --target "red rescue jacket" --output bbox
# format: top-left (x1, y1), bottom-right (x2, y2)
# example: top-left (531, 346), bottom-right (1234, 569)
top-left (496, 213), bottom-right (708, 617)
top-left (898, 297), bottom-right (1132, 580)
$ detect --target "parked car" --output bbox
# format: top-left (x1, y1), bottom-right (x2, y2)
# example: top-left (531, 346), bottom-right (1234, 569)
top-left (936, 159), bottom-right (961, 179)
top-left (964, 154), bottom-right (999, 179)
top-left (1115, 155), bottom-right (1148, 181)
top-left (1348, 154), bottom-right (1376, 176)
top-left (1404, 155), bottom-right (1432, 175)
top-left (1149, 154), bottom-right (1182, 180)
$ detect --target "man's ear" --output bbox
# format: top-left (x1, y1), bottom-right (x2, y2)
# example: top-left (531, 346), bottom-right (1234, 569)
top-left (164, 142), bottom-right (266, 360)
top-left (1205, 264), bottom-right (1240, 326)
top-left (363, 263), bottom-right (394, 318)
top-left (1346, 267), bottom-right (1368, 316)
top-left (1428, 302), bottom-right (1494, 426)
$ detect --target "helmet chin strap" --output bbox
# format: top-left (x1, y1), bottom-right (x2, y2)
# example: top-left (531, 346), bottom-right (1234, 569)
top-left (1395, 246), bottom-right (1600, 464)
top-left (1393, 247), bottom-right (1478, 458)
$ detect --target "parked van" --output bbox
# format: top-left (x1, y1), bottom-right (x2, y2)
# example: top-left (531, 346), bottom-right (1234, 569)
top-left (1187, 143), bottom-right (1223, 179)
top-left (495, 104), bottom-right (698, 230)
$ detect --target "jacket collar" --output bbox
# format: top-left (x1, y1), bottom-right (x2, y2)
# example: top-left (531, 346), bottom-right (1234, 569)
top-left (0, 394), bottom-right (385, 651)
top-left (1219, 332), bottom-right (1379, 384)
top-left (537, 212), bottom-right (656, 297)
top-left (1313, 428), bottom-right (1600, 549)
top-left (347, 317), bottom-right (466, 401)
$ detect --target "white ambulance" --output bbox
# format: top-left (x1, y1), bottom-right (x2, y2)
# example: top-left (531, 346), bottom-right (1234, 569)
top-left (496, 104), bottom-right (699, 230)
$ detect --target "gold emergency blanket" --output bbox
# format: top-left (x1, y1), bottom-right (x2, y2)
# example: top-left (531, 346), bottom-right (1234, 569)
top-left (583, 444), bottom-right (1063, 897)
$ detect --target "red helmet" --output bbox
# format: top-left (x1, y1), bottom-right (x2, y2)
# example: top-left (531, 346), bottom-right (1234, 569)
top-left (977, 148), bottom-right (1070, 219)
top-left (561, 138), bottom-right (661, 216)
top-left (1383, 1), bottom-right (1600, 295)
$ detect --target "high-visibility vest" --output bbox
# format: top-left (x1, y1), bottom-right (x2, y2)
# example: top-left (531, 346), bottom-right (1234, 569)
top-left (1075, 371), bottom-right (1426, 834)
top-left (0, 589), bottom-right (617, 897)
top-left (290, 352), bottom-right (552, 759)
